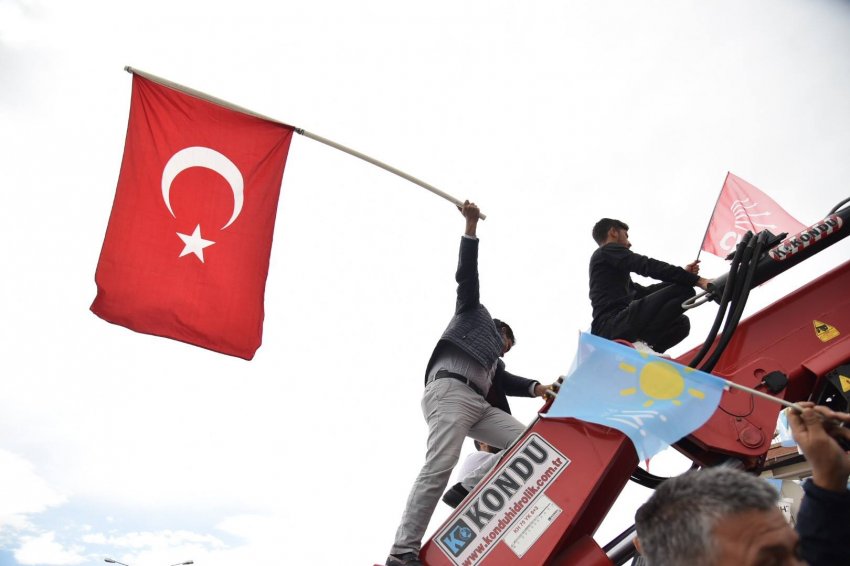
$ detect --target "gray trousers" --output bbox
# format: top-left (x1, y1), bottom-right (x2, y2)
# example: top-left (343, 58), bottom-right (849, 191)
top-left (390, 378), bottom-right (526, 555)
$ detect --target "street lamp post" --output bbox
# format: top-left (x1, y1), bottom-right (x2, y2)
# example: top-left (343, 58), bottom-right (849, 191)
top-left (104, 560), bottom-right (129, 566)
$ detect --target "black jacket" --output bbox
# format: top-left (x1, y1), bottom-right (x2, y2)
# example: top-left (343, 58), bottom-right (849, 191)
top-left (425, 236), bottom-right (538, 409)
top-left (589, 243), bottom-right (699, 331)
top-left (797, 480), bottom-right (850, 565)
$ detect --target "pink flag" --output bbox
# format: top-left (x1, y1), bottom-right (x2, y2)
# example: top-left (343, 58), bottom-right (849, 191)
top-left (701, 172), bottom-right (806, 258)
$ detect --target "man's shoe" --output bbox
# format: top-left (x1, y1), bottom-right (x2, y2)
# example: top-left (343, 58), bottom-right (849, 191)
top-left (442, 482), bottom-right (469, 508)
top-left (633, 341), bottom-right (673, 359)
top-left (386, 552), bottom-right (423, 566)
top-left (633, 341), bottom-right (665, 357)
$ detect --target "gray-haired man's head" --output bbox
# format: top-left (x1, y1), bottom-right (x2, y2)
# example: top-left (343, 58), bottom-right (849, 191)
top-left (634, 466), bottom-right (801, 566)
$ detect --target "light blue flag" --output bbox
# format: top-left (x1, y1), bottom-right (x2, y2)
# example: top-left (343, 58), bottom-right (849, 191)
top-left (545, 332), bottom-right (725, 461)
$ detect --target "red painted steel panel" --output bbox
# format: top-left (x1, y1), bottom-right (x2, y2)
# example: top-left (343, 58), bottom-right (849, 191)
top-left (677, 260), bottom-right (850, 464)
top-left (421, 417), bottom-right (636, 566)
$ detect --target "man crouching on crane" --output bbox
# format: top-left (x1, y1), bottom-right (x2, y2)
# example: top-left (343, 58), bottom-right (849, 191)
top-left (589, 218), bottom-right (713, 355)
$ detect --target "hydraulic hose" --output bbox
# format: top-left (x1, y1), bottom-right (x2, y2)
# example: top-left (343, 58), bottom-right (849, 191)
top-left (687, 231), bottom-right (752, 368)
top-left (700, 230), bottom-right (768, 373)
top-left (692, 232), bottom-right (756, 367)
top-left (631, 466), bottom-right (678, 489)
top-left (693, 231), bottom-right (756, 370)
top-left (603, 524), bottom-right (639, 565)
top-left (829, 196), bottom-right (850, 215)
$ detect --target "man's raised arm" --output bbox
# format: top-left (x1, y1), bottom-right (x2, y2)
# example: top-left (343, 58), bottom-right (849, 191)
top-left (455, 200), bottom-right (482, 314)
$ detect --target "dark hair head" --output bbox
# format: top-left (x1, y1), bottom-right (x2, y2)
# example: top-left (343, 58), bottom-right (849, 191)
top-left (592, 218), bottom-right (629, 245)
top-left (493, 319), bottom-right (515, 345)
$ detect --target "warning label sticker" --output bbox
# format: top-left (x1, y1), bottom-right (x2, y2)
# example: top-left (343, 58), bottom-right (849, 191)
top-left (503, 493), bottom-right (562, 559)
top-left (813, 320), bottom-right (840, 343)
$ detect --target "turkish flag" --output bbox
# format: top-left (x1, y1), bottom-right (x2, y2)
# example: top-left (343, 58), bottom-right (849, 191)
top-left (701, 172), bottom-right (807, 258)
top-left (91, 74), bottom-right (294, 359)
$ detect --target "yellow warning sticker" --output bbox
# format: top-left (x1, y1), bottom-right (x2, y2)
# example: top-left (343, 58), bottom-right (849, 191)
top-left (839, 375), bottom-right (850, 393)
top-left (813, 320), bottom-right (840, 343)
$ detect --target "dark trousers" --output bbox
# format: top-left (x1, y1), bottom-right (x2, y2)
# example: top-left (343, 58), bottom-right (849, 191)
top-left (596, 284), bottom-right (695, 353)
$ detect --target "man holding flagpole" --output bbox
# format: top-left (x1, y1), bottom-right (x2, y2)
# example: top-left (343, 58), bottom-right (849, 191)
top-left (589, 218), bottom-right (712, 354)
top-left (386, 201), bottom-right (552, 566)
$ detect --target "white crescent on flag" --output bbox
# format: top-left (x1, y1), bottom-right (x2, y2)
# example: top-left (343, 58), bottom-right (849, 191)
top-left (161, 146), bottom-right (245, 230)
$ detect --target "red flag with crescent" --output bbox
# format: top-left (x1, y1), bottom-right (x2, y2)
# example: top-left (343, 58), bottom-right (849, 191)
top-left (91, 74), bottom-right (294, 359)
top-left (700, 172), bottom-right (806, 258)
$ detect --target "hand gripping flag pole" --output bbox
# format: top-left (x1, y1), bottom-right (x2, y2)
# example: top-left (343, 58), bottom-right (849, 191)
top-left (124, 66), bottom-right (484, 218)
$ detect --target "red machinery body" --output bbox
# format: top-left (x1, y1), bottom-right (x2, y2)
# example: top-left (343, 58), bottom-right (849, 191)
top-left (420, 419), bottom-right (636, 566)
top-left (420, 212), bottom-right (850, 566)
top-left (678, 259), bottom-right (850, 467)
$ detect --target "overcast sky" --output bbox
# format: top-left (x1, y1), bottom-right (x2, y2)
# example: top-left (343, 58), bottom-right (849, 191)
top-left (2, 1), bottom-right (850, 564)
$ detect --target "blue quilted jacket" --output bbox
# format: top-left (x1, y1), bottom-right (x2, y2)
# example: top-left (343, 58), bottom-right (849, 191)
top-left (424, 236), bottom-right (538, 410)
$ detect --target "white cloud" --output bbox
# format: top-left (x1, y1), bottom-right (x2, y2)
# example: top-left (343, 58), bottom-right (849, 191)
top-left (81, 528), bottom-right (226, 566)
top-left (14, 532), bottom-right (85, 566)
top-left (83, 529), bottom-right (225, 550)
top-left (0, 449), bottom-right (66, 530)
top-left (80, 533), bottom-right (106, 545)
top-left (215, 514), bottom-right (278, 539)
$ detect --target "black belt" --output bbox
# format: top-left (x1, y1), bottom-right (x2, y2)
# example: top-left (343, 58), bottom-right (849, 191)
top-left (433, 369), bottom-right (484, 396)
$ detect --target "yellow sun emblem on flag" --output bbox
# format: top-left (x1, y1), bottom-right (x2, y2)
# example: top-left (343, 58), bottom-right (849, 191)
top-left (618, 357), bottom-right (708, 408)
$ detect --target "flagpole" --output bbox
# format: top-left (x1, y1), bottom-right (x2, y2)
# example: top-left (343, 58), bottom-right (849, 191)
top-left (125, 66), bottom-right (287, 125)
top-left (714, 378), bottom-right (804, 411)
top-left (123, 66), bottom-right (483, 218)
top-left (712, 377), bottom-right (850, 430)
top-left (695, 172), bottom-right (730, 261)
top-left (294, 129), bottom-right (475, 215)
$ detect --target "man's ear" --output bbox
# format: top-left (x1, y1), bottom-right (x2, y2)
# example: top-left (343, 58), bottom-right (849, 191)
top-left (633, 536), bottom-right (643, 555)
top-left (607, 227), bottom-right (619, 241)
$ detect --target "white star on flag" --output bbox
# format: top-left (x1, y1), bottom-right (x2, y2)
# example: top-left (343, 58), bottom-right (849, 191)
top-left (176, 224), bottom-right (215, 262)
